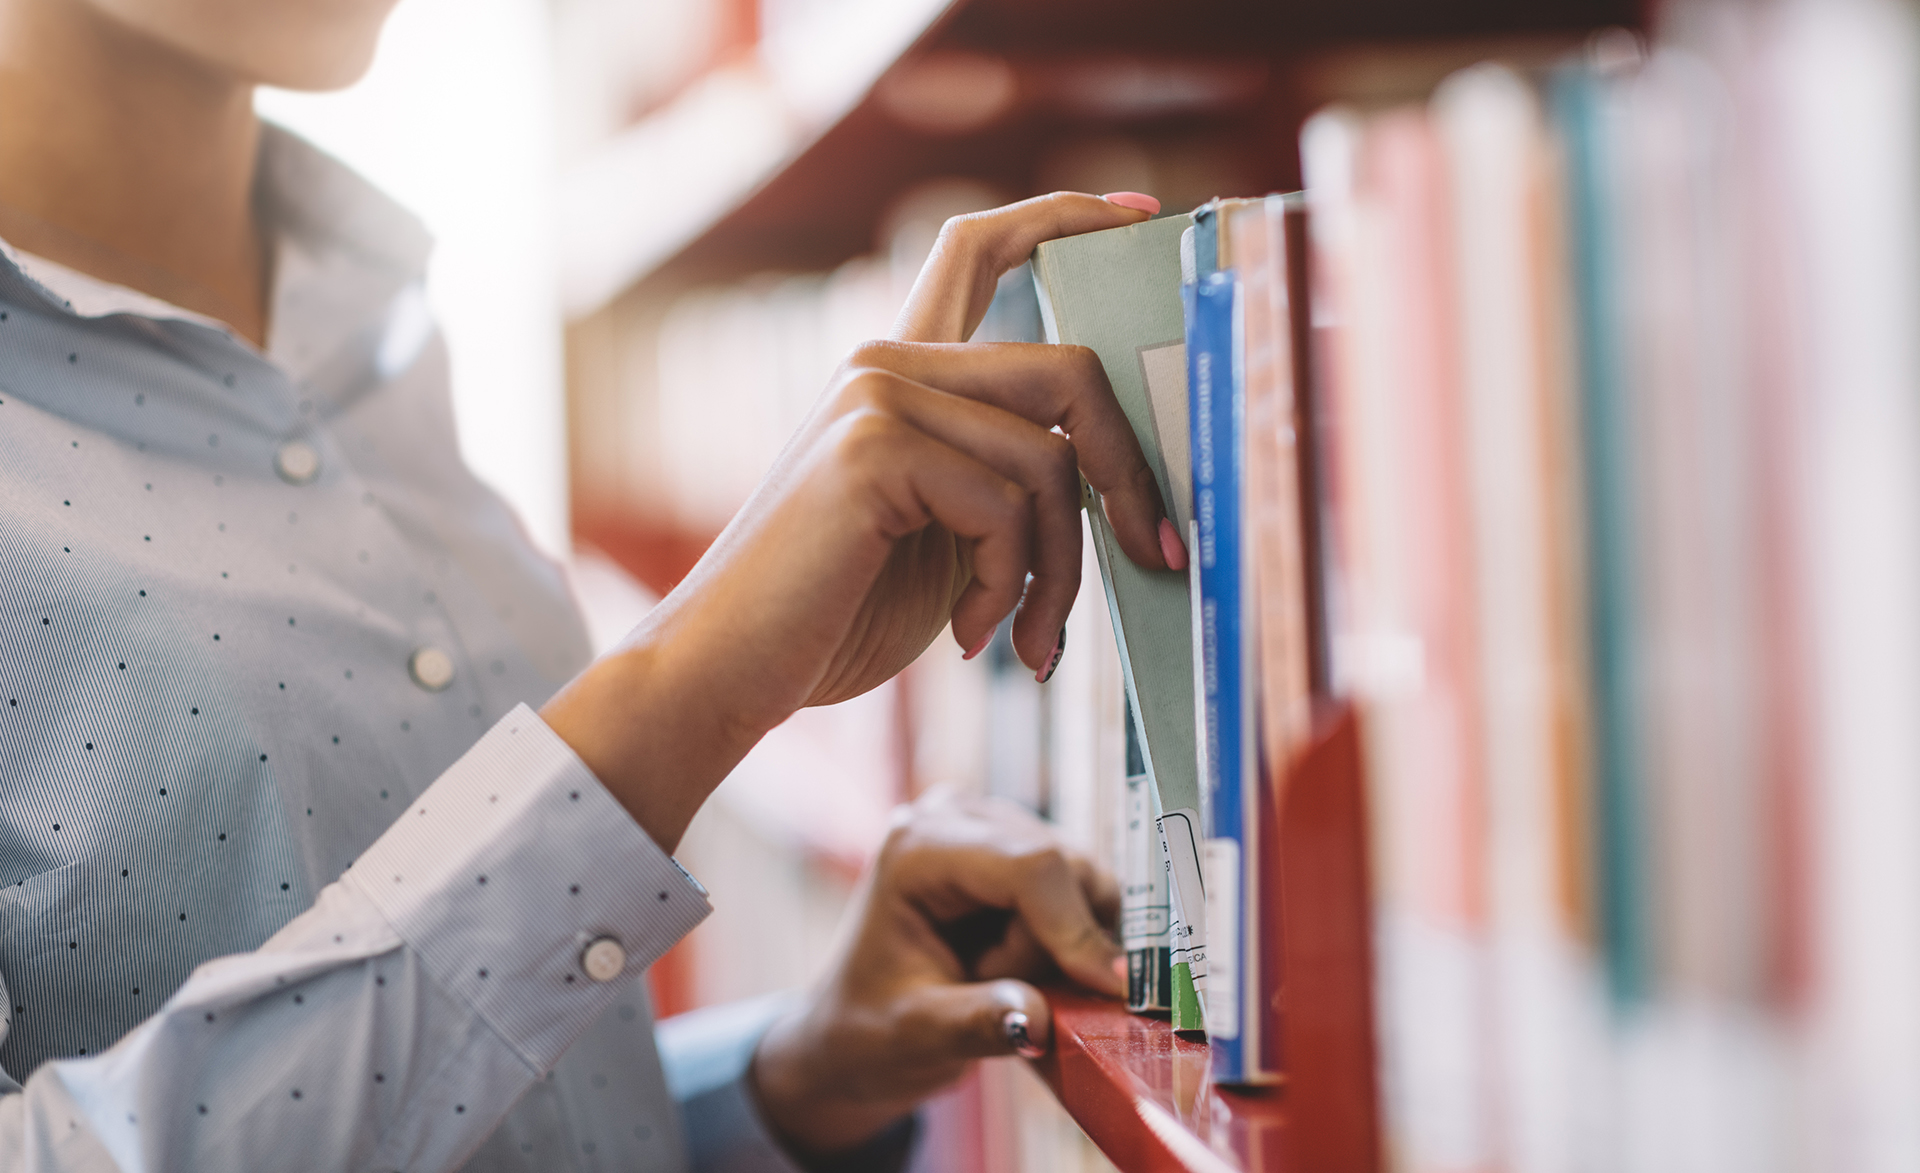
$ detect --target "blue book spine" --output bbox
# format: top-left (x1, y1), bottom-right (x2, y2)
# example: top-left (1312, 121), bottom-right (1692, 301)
top-left (1186, 269), bottom-right (1261, 1082)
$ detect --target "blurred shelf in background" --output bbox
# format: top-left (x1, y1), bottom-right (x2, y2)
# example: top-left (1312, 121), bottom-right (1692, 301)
top-left (558, 0), bottom-right (1641, 313)
top-left (562, 0), bottom-right (1643, 589)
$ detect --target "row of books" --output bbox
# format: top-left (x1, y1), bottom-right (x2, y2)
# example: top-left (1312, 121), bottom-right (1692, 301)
top-left (1311, 4), bottom-right (1920, 1165)
top-left (1038, 0), bottom-right (1920, 1168)
top-left (1034, 189), bottom-right (1322, 1085)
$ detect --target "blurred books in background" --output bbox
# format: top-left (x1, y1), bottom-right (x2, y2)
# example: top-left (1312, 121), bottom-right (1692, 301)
top-left (1301, 3), bottom-right (1920, 1168)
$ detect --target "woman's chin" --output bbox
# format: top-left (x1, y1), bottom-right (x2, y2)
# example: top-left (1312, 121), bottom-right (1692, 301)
top-left (87, 0), bottom-right (396, 94)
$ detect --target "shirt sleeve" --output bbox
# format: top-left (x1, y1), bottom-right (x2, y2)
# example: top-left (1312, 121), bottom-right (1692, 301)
top-left (0, 704), bottom-right (711, 1173)
top-left (657, 996), bottom-right (919, 1173)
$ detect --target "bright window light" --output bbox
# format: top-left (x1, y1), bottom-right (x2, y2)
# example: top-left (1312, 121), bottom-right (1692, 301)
top-left (258, 0), bottom-right (568, 557)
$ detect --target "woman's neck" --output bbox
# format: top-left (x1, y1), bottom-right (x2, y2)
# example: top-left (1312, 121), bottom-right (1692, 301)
top-left (0, 0), bottom-right (268, 344)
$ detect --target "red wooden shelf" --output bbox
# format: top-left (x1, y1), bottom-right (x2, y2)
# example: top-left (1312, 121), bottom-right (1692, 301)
top-left (1036, 991), bottom-right (1287, 1173)
top-left (1034, 704), bottom-right (1381, 1173)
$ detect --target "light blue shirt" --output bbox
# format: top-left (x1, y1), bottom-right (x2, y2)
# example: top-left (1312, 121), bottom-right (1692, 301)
top-left (0, 124), bottom-right (819, 1172)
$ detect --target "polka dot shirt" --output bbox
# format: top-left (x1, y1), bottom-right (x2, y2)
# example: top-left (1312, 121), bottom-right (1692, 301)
top-left (0, 126), bottom-right (805, 1173)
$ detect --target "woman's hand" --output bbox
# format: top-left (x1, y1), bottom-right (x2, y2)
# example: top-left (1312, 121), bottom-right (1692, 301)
top-left (543, 192), bottom-right (1180, 851)
top-left (748, 792), bottom-right (1125, 1160)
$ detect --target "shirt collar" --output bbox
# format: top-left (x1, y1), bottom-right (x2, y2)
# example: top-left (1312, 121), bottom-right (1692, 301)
top-left (254, 121), bottom-right (431, 283)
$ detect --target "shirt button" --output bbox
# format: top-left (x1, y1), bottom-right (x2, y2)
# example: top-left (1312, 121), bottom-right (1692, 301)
top-left (581, 937), bottom-right (625, 983)
top-left (274, 440), bottom-right (321, 485)
top-left (408, 647), bottom-right (455, 692)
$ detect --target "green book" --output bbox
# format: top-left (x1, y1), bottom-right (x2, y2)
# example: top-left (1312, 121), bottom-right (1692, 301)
top-left (1033, 214), bottom-right (1208, 1031)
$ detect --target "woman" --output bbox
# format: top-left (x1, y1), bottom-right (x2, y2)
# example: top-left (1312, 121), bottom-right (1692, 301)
top-left (0, 0), bottom-right (1184, 1168)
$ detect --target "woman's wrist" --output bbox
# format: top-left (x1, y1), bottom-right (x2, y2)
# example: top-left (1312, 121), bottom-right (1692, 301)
top-left (538, 624), bottom-right (764, 855)
top-left (749, 1006), bottom-right (916, 1161)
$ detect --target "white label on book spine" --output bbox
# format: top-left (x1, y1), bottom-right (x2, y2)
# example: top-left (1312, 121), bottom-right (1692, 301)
top-left (1160, 807), bottom-right (1208, 986)
top-left (1122, 762), bottom-right (1171, 948)
top-left (1204, 837), bottom-right (1240, 1039)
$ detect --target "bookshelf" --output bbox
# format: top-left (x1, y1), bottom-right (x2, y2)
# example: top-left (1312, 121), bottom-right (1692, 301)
top-left (1038, 702), bottom-right (1374, 1173)
top-left (561, 2), bottom-right (1653, 1171)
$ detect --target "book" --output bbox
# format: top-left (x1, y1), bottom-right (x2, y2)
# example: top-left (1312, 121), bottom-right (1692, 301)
top-left (1759, 3), bottom-right (1920, 1162)
top-left (1033, 213), bottom-right (1209, 1032)
top-left (1187, 249), bottom-right (1274, 1081)
top-left (1304, 102), bottom-right (1495, 1170)
top-left (1434, 61), bottom-right (1597, 1170)
top-left (1195, 193), bottom-right (1320, 1086)
top-left (1223, 196), bottom-right (1314, 770)
top-left (1119, 695), bottom-right (1173, 1011)
top-left (1551, 61), bottom-right (1653, 1010)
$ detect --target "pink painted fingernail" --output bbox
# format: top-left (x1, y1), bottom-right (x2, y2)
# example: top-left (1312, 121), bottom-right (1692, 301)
top-left (963, 632), bottom-right (993, 661)
top-left (1112, 955), bottom-right (1129, 983)
top-left (1103, 191), bottom-right (1160, 214)
top-left (1003, 1010), bottom-right (1047, 1059)
top-left (1035, 627), bottom-right (1066, 684)
top-left (1158, 517), bottom-right (1189, 571)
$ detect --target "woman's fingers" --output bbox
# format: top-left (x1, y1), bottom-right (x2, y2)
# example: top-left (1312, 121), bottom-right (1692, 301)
top-left (840, 341), bottom-right (1173, 574)
top-left (832, 410), bottom-right (1036, 657)
top-left (1073, 853), bottom-right (1124, 930)
top-left (972, 917), bottom-right (1051, 983)
top-left (892, 192), bottom-right (1154, 344)
top-left (833, 369), bottom-right (1081, 670)
top-left (1005, 845), bottom-right (1127, 996)
top-left (892, 799), bottom-right (1126, 998)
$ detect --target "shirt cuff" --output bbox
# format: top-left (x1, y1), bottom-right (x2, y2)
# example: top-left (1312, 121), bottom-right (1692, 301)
top-left (343, 703), bottom-right (711, 1073)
